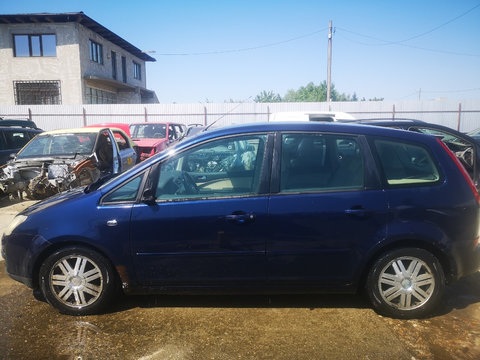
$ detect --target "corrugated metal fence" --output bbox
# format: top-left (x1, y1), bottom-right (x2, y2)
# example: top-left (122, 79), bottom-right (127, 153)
top-left (1, 99), bottom-right (479, 132)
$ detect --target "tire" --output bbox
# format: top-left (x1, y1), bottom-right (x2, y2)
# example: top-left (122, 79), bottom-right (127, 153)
top-left (39, 246), bottom-right (117, 315)
top-left (366, 248), bottom-right (445, 319)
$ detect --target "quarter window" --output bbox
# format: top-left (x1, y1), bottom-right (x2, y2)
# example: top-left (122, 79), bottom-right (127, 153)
top-left (89, 40), bottom-right (103, 64)
top-left (374, 139), bottom-right (440, 185)
top-left (155, 134), bottom-right (267, 200)
top-left (13, 34), bottom-right (56, 57)
top-left (103, 173), bottom-right (145, 203)
top-left (280, 133), bottom-right (364, 192)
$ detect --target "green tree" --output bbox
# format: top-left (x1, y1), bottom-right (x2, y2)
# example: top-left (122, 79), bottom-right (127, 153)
top-left (254, 90), bottom-right (282, 103)
top-left (282, 81), bottom-right (354, 102)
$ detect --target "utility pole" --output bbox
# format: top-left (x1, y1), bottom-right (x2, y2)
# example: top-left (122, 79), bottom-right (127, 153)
top-left (327, 20), bottom-right (333, 102)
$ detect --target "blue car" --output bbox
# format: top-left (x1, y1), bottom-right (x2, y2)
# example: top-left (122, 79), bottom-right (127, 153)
top-left (2, 122), bottom-right (480, 318)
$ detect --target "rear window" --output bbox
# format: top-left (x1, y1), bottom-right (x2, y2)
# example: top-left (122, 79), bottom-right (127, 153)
top-left (374, 139), bottom-right (440, 185)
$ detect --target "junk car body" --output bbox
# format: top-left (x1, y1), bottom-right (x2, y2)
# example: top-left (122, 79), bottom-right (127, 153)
top-left (0, 127), bottom-right (136, 199)
top-left (129, 122), bottom-right (186, 161)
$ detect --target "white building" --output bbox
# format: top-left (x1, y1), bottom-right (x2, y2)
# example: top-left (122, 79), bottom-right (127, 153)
top-left (0, 12), bottom-right (158, 105)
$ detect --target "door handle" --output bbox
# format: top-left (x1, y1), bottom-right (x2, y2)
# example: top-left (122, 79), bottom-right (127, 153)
top-left (106, 219), bottom-right (118, 227)
top-left (224, 212), bottom-right (256, 224)
top-left (345, 206), bottom-right (369, 217)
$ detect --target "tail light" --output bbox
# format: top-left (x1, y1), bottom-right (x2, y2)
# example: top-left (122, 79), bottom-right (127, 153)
top-left (436, 138), bottom-right (480, 204)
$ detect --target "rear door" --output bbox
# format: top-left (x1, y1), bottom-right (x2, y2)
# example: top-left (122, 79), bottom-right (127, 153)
top-left (267, 132), bottom-right (388, 287)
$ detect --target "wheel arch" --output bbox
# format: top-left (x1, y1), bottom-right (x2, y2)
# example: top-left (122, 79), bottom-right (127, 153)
top-left (31, 238), bottom-right (124, 292)
top-left (357, 238), bottom-right (455, 291)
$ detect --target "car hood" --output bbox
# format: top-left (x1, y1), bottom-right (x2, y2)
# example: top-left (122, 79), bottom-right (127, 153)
top-left (132, 138), bottom-right (167, 148)
top-left (19, 186), bottom-right (88, 216)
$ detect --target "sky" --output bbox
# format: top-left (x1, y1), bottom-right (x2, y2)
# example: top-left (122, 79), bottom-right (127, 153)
top-left (1, 0), bottom-right (480, 103)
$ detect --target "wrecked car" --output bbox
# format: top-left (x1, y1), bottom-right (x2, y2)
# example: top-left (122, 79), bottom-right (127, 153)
top-left (129, 122), bottom-right (186, 161)
top-left (0, 127), bottom-right (136, 199)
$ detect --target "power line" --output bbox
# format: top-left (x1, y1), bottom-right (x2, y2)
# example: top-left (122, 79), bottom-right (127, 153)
top-left (336, 32), bottom-right (480, 57)
top-left (337, 2), bottom-right (480, 46)
top-left (156, 28), bottom-right (328, 56)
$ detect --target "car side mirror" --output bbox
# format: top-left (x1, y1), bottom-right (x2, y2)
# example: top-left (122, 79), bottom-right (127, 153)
top-left (142, 188), bottom-right (157, 206)
top-left (9, 153), bottom-right (16, 159)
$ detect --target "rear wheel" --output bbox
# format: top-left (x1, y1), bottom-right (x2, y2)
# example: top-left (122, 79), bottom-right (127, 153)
top-left (39, 247), bottom-right (117, 315)
top-left (366, 248), bottom-right (445, 318)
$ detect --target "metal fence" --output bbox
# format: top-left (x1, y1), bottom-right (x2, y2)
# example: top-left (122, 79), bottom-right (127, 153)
top-left (1, 99), bottom-right (479, 132)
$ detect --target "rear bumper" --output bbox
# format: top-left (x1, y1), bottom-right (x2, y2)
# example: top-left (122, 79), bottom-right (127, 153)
top-left (452, 237), bottom-right (480, 281)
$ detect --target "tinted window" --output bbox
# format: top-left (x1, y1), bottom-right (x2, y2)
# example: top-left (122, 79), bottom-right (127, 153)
top-left (156, 134), bottom-right (266, 200)
top-left (374, 139), bottom-right (440, 185)
top-left (280, 133), bottom-right (364, 192)
top-left (103, 173), bottom-right (144, 203)
top-left (4, 130), bottom-right (31, 149)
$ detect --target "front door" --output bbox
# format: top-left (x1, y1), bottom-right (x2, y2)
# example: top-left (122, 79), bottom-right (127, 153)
top-left (131, 133), bottom-right (271, 286)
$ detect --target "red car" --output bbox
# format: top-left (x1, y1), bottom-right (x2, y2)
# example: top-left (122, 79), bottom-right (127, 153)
top-left (129, 122), bottom-right (186, 161)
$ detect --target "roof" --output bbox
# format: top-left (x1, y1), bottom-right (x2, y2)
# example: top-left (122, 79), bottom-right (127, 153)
top-left (41, 127), bottom-right (109, 135)
top-left (0, 12), bottom-right (155, 62)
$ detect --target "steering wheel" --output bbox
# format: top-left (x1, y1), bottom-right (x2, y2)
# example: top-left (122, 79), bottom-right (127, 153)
top-left (173, 171), bottom-right (199, 195)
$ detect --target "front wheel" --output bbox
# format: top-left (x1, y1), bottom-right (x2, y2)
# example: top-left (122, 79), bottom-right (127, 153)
top-left (366, 248), bottom-right (445, 319)
top-left (39, 247), bottom-right (117, 315)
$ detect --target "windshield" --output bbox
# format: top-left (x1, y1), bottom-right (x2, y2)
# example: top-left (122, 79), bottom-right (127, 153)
top-left (16, 133), bottom-right (98, 159)
top-left (129, 124), bottom-right (167, 139)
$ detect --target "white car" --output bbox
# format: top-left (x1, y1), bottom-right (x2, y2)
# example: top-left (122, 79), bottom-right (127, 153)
top-left (269, 111), bottom-right (356, 122)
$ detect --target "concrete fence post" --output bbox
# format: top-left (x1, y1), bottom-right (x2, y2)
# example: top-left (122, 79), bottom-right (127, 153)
top-left (204, 106), bottom-right (208, 126)
top-left (267, 106), bottom-right (270, 122)
top-left (144, 107), bottom-right (148, 122)
top-left (82, 108), bottom-right (87, 127)
top-left (457, 103), bottom-right (462, 131)
top-left (392, 104), bottom-right (396, 120)
top-left (28, 108), bottom-right (32, 122)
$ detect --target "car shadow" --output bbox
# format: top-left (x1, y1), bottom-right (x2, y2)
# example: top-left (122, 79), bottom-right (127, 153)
top-left (106, 272), bottom-right (480, 316)
top-left (107, 292), bottom-right (370, 314)
top-left (433, 271), bottom-right (480, 317)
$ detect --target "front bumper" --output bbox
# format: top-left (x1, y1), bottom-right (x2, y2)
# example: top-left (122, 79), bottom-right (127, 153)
top-left (2, 233), bottom-right (52, 289)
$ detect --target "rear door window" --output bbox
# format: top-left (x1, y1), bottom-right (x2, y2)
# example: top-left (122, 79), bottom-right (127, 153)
top-left (374, 139), bottom-right (440, 185)
top-left (280, 133), bottom-right (364, 192)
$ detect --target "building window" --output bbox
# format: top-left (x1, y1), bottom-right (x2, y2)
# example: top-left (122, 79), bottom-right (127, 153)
top-left (111, 51), bottom-right (117, 80)
top-left (13, 34), bottom-right (56, 57)
top-left (89, 40), bottom-right (103, 64)
top-left (14, 81), bottom-right (61, 104)
top-left (133, 61), bottom-right (141, 80)
top-left (86, 87), bottom-right (117, 104)
top-left (121, 56), bottom-right (127, 83)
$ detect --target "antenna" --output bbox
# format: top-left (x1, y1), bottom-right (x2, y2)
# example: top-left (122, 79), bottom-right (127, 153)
top-left (203, 96), bottom-right (253, 131)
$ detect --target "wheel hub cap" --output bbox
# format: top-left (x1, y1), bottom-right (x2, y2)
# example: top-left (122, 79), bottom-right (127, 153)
top-left (378, 256), bottom-right (435, 311)
top-left (49, 255), bottom-right (104, 309)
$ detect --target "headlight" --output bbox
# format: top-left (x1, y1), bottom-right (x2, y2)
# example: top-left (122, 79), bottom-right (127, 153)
top-left (3, 215), bottom-right (27, 237)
